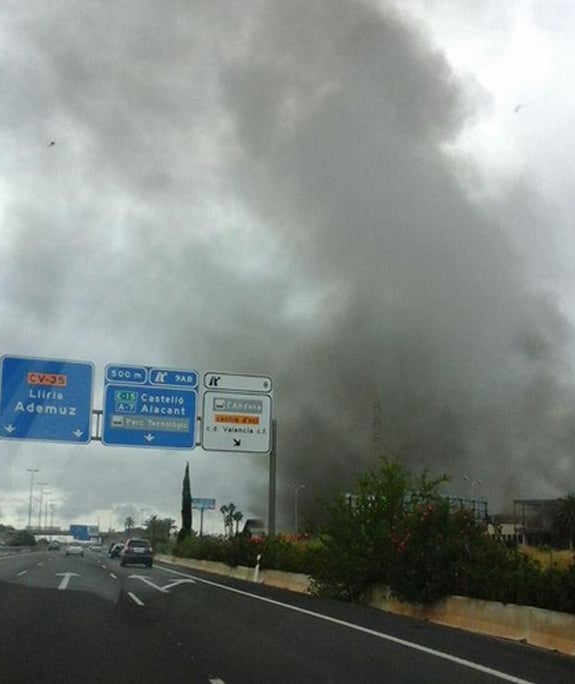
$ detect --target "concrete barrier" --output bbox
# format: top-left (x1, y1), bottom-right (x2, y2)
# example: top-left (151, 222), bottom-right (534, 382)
top-left (156, 555), bottom-right (575, 656)
top-left (156, 555), bottom-right (311, 593)
top-left (365, 586), bottom-right (575, 656)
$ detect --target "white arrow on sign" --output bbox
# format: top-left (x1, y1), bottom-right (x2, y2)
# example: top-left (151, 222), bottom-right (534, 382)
top-left (4, 424), bottom-right (16, 434)
top-left (144, 433), bottom-right (155, 442)
top-left (73, 429), bottom-right (84, 438)
top-left (57, 572), bottom-right (80, 590)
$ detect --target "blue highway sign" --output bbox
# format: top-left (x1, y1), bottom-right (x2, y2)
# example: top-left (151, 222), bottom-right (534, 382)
top-left (0, 356), bottom-right (94, 444)
top-left (69, 524), bottom-right (90, 541)
top-left (102, 364), bottom-right (198, 449)
top-left (105, 365), bottom-right (147, 384)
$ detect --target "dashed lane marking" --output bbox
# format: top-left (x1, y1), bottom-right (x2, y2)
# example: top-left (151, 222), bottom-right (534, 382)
top-left (17, 570), bottom-right (28, 577)
top-left (128, 592), bottom-right (145, 606)
top-left (209, 679), bottom-right (226, 683)
top-left (109, 573), bottom-right (117, 580)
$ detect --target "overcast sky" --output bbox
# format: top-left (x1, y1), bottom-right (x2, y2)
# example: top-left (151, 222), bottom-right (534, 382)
top-left (1, 0), bottom-right (575, 533)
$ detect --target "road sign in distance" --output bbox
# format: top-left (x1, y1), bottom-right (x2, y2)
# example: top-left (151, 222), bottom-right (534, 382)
top-left (192, 498), bottom-right (216, 510)
top-left (203, 372), bottom-right (272, 394)
top-left (202, 392), bottom-right (272, 453)
top-left (0, 356), bottom-right (94, 444)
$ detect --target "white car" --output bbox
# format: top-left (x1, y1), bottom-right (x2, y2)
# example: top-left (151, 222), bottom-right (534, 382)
top-left (66, 542), bottom-right (84, 557)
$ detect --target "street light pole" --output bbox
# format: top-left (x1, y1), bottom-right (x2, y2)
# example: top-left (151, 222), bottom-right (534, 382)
top-left (26, 468), bottom-right (38, 529)
top-left (49, 501), bottom-right (57, 528)
top-left (471, 479), bottom-right (482, 499)
top-left (42, 495), bottom-right (51, 530)
top-left (37, 483), bottom-right (48, 529)
top-left (294, 484), bottom-right (307, 534)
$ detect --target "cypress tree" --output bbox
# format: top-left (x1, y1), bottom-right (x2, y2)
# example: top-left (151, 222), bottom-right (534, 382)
top-left (178, 461), bottom-right (192, 543)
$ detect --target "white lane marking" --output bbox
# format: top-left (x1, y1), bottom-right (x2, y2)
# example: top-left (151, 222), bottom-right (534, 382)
top-left (37, 562), bottom-right (43, 567)
top-left (101, 564), bottom-right (107, 569)
top-left (209, 679), bottom-right (226, 684)
top-left (109, 573), bottom-right (117, 580)
top-left (57, 572), bottom-right (80, 590)
top-left (162, 579), bottom-right (196, 590)
top-left (17, 570), bottom-right (28, 577)
top-left (154, 565), bottom-right (534, 684)
top-left (128, 575), bottom-right (169, 593)
top-left (128, 592), bottom-right (145, 606)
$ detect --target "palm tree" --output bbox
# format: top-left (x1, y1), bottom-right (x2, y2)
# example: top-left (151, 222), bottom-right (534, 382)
top-left (233, 510), bottom-right (244, 536)
top-left (553, 494), bottom-right (575, 550)
top-left (124, 515), bottom-right (135, 532)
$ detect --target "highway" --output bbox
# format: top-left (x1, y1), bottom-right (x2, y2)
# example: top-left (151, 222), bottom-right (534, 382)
top-left (1, 549), bottom-right (575, 683)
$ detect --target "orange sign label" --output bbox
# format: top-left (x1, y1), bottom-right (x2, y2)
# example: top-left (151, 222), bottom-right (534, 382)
top-left (215, 414), bottom-right (259, 425)
top-left (27, 373), bottom-right (67, 387)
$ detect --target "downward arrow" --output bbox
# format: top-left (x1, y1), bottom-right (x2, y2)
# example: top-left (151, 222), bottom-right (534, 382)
top-left (4, 424), bottom-right (16, 434)
top-left (73, 429), bottom-right (84, 438)
top-left (144, 433), bottom-right (155, 442)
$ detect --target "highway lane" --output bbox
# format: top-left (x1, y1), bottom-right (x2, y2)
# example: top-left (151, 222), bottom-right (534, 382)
top-left (1, 549), bottom-right (575, 683)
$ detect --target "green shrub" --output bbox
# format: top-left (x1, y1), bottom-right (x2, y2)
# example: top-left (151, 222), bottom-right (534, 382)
top-left (8, 530), bottom-right (36, 547)
top-left (310, 457), bottom-right (448, 601)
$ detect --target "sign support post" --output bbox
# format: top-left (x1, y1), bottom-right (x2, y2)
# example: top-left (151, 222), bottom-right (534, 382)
top-left (268, 419), bottom-right (277, 537)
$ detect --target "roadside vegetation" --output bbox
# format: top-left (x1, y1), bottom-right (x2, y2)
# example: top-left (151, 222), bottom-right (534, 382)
top-left (171, 457), bottom-right (575, 614)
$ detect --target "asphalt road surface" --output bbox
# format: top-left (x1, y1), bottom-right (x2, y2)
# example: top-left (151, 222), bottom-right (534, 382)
top-left (1, 549), bottom-right (574, 683)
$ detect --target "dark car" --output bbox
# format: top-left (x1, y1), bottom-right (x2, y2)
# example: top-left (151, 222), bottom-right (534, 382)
top-left (120, 538), bottom-right (153, 568)
top-left (48, 541), bottom-right (60, 551)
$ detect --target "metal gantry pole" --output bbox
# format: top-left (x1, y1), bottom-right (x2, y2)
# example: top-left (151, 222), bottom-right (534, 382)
top-left (268, 419), bottom-right (277, 537)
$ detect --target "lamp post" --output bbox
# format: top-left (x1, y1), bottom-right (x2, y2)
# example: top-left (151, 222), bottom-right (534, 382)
top-left (463, 476), bottom-right (482, 499)
top-left (49, 501), bottom-right (57, 529)
top-left (42, 494), bottom-right (52, 530)
top-left (293, 484), bottom-right (307, 534)
top-left (471, 479), bottom-right (482, 499)
top-left (37, 483), bottom-right (48, 529)
top-left (26, 468), bottom-right (38, 529)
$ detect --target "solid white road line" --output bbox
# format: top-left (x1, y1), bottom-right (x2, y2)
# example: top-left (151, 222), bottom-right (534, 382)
top-left (128, 592), bottom-right (145, 606)
top-left (17, 570), bottom-right (28, 577)
top-left (154, 564), bottom-right (534, 684)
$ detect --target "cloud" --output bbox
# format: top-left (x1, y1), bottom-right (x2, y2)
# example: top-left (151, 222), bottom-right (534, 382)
top-left (1, 1), bottom-right (573, 528)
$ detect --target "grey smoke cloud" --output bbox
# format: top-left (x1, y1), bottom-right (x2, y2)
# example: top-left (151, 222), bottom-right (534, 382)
top-left (0, 1), bottom-right (573, 528)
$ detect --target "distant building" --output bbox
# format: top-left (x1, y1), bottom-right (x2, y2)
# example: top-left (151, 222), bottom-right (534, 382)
top-left (512, 499), bottom-right (561, 547)
top-left (487, 522), bottom-right (525, 546)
